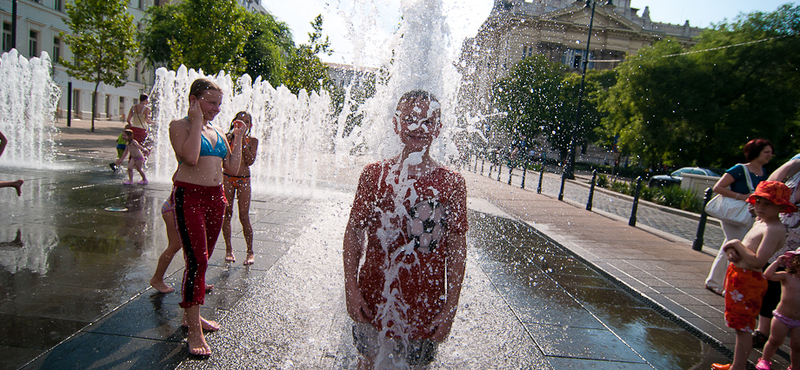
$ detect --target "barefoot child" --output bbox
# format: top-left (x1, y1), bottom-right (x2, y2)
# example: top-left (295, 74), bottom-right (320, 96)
top-left (712, 181), bottom-right (796, 370)
top-left (115, 129), bottom-right (148, 185)
top-left (222, 111), bottom-right (259, 265)
top-left (343, 90), bottom-right (468, 368)
top-left (756, 250), bottom-right (800, 370)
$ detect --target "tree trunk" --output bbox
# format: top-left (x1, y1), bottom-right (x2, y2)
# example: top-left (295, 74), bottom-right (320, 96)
top-left (92, 81), bottom-right (99, 132)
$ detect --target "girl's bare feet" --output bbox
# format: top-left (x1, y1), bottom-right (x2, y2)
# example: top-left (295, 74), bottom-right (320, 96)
top-left (224, 250), bottom-right (235, 262)
top-left (244, 251), bottom-right (255, 265)
top-left (150, 277), bottom-right (175, 293)
top-left (186, 331), bottom-right (211, 356)
top-left (182, 316), bottom-right (220, 331)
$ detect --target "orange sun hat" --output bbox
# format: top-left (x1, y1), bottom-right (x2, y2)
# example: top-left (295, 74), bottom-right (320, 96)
top-left (746, 180), bottom-right (797, 213)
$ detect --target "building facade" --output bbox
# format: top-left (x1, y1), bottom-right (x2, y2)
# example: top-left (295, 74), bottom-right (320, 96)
top-left (1, 0), bottom-right (159, 120)
top-left (459, 0), bottom-right (704, 119)
top-left (457, 0), bottom-right (705, 161)
top-left (0, 0), bottom-right (267, 121)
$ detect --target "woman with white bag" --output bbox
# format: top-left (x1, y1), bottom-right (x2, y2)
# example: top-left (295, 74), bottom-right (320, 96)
top-left (704, 139), bottom-right (774, 295)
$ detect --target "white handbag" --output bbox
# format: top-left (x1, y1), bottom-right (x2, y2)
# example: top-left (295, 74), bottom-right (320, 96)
top-left (705, 164), bottom-right (754, 228)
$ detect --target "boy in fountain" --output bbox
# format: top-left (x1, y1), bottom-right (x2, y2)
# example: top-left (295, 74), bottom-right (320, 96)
top-left (114, 129), bottom-right (148, 185)
top-left (712, 181), bottom-right (796, 370)
top-left (343, 90), bottom-right (468, 369)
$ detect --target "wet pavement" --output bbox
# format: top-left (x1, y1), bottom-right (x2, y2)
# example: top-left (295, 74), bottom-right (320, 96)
top-left (0, 118), bottom-right (791, 369)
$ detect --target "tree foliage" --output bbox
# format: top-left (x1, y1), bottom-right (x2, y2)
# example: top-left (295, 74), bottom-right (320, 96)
top-left (285, 15), bottom-right (334, 94)
top-left (61, 0), bottom-right (137, 131)
top-left (241, 12), bottom-right (294, 87)
top-left (598, 4), bottom-right (800, 168)
top-left (139, 3), bottom-right (330, 94)
top-left (492, 55), bottom-right (614, 160)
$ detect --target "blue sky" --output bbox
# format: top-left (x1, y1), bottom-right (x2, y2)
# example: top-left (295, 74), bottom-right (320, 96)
top-left (264, 0), bottom-right (794, 64)
top-left (630, 0), bottom-right (791, 27)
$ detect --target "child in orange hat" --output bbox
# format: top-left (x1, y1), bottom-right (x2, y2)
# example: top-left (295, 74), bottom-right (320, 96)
top-left (713, 180), bottom-right (796, 370)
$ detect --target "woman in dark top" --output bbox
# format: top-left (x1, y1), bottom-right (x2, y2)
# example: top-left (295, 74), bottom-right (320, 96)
top-left (705, 139), bottom-right (774, 295)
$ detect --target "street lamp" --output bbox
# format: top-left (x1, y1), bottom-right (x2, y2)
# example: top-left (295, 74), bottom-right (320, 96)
top-left (560, 0), bottom-right (612, 199)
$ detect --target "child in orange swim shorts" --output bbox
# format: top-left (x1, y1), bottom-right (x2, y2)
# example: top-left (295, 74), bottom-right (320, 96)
top-left (712, 181), bottom-right (796, 370)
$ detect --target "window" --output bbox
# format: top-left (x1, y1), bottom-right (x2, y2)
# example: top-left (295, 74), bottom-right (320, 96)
top-left (134, 61), bottom-right (140, 82)
top-left (29, 30), bottom-right (39, 58)
top-left (138, 0), bottom-right (144, 10)
top-left (53, 37), bottom-right (61, 63)
top-left (54, 0), bottom-right (63, 11)
top-left (2, 22), bottom-right (11, 52)
top-left (573, 55), bottom-right (582, 68)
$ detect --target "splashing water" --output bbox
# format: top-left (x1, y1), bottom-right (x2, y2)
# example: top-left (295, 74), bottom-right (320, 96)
top-left (148, 66), bottom-right (332, 194)
top-left (0, 49), bottom-right (61, 169)
top-left (147, 1), bottom-right (473, 366)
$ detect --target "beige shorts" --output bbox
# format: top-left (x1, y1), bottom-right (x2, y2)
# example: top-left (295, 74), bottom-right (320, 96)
top-left (352, 322), bottom-right (438, 367)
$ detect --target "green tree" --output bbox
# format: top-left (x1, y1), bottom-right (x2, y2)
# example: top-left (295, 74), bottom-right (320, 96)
top-left (285, 15), bottom-right (333, 94)
top-left (598, 4), bottom-right (800, 168)
top-left (140, 2), bottom-right (302, 90)
top-left (61, 0), bottom-right (137, 132)
top-left (492, 56), bottom-right (613, 162)
top-left (492, 56), bottom-right (568, 157)
top-left (137, 3), bottom-right (180, 67)
top-left (241, 12), bottom-right (295, 87)
top-left (598, 40), bottom-right (699, 167)
top-left (139, 0), bottom-right (249, 76)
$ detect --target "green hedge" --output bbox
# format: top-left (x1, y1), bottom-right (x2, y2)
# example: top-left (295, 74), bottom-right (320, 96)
top-left (597, 175), bottom-right (702, 213)
top-left (575, 162), bottom-right (651, 180)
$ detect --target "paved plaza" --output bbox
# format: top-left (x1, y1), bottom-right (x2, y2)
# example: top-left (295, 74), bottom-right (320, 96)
top-left (0, 118), bottom-right (791, 369)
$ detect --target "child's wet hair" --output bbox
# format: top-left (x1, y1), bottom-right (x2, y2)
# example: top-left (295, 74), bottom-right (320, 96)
top-left (189, 78), bottom-right (223, 99)
top-left (123, 129), bottom-right (133, 136)
top-left (228, 111), bottom-right (252, 136)
top-left (396, 90), bottom-right (440, 112)
top-left (787, 254), bottom-right (800, 274)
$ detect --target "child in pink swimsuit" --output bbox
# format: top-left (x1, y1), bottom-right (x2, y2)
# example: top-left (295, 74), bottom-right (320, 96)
top-left (757, 251), bottom-right (800, 370)
top-left (115, 129), bottom-right (149, 185)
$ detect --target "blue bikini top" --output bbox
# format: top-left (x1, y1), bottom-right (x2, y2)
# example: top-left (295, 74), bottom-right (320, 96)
top-left (200, 130), bottom-right (228, 159)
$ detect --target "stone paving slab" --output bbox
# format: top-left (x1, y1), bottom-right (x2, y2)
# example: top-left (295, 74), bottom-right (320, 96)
top-left (3, 117), bottom-right (790, 369)
top-left (462, 169), bottom-right (792, 367)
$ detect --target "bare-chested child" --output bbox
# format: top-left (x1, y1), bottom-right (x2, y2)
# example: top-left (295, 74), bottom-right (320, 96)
top-left (712, 181), bottom-right (796, 370)
top-left (115, 129), bottom-right (149, 185)
top-left (0, 130), bottom-right (23, 195)
top-left (756, 251), bottom-right (800, 370)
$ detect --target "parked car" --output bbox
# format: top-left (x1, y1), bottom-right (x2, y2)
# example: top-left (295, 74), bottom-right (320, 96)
top-left (648, 167), bottom-right (721, 188)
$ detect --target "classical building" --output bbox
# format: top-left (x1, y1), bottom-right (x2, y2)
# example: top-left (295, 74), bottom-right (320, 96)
top-left (459, 0), bottom-right (704, 116)
top-left (458, 0), bottom-right (705, 162)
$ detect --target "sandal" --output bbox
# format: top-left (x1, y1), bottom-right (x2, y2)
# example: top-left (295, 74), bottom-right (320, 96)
top-left (705, 284), bottom-right (724, 296)
top-left (756, 358), bottom-right (772, 370)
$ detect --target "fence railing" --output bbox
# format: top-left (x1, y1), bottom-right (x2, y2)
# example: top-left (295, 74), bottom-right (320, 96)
top-left (466, 154), bottom-right (712, 251)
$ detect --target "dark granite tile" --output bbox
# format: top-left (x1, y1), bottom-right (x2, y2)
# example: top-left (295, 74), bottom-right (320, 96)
top-left (546, 357), bottom-right (655, 369)
top-left (0, 313), bottom-right (88, 349)
top-left (21, 332), bottom-right (187, 370)
top-left (526, 323), bottom-right (647, 362)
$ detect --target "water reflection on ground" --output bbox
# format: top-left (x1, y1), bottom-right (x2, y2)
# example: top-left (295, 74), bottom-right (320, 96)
top-left (0, 163), bottom-right (729, 369)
